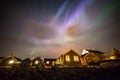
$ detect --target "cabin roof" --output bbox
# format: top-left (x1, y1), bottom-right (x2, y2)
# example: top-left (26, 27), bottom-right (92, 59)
top-left (57, 49), bottom-right (80, 58)
top-left (85, 49), bottom-right (104, 54)
top-left (81, 49), bottom-right (105, 58)
top-left (81, 54), bottom-right (88, 58)
top-left (13, 56), bottom-right (22, 61)
top-left (1, 55), bottom-right (22, 62)
top-left (0, 57), bottom-right (4, 59)
top-left (44, 58), bottom-right (56, 61)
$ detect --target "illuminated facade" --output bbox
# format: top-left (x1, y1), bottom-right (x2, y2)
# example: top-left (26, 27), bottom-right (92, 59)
top-left (56, 49), bottom-right (81, 66)
top-left (0, 48), bottom-right (120, 68)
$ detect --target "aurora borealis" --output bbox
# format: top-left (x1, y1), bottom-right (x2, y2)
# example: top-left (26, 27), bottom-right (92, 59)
top-left (0, 0), bottom-right (120, 59)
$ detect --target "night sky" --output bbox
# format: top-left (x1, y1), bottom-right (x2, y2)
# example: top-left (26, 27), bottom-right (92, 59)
top-left (0, 0), bottom-right (120, 59)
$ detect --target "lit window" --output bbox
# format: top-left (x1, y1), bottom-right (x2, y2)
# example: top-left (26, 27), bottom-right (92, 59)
top-left (65, 55), bottom-right (70, 61)
top-left (35, 60), bottom-right (39, 64)
top-left (74, 56), bottom-right (79, 61)
top-left (46, 61), bottom-right (50, 64)
top-left (110, 56), bottom-right (116, 59)
top-left (8, 60), bottom-right (14, 64)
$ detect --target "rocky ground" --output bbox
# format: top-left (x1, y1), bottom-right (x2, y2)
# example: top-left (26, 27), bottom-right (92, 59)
top-left (0, 67), bottom-right (120, 80)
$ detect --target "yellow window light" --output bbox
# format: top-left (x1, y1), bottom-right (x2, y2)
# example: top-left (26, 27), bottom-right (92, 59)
top-left (8, 60), bottom-right (14, 64)
top-left (66, 55), bottom-right (70, 61)
top-left (74, 56), bottom-right (79, 61)
top-left (110, 56), bottom-right (116, 59)
top-left (35, 60), bottom-right (39, 64)
top-left (46, 61), bottom-right (50, 64)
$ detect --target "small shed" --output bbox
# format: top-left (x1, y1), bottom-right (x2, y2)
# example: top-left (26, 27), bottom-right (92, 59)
top-left (32, 57), bottom-right (44, 68)
top-left (44, 58), bottom-right (56, 68)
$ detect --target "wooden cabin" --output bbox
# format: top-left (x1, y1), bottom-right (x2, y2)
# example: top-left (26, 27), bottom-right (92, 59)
top-left (0, 54), bottom-right (22, 67)
top-left (0, 57), bottom-right (4, 64)
top-left (110, 48), bottom-right (120, 60)
top-left (81, 49), bottom-right (109, 65)
top-left (44, 58), bottom-right (56, 68)
top-left (31, 57), bottom-right (44, 68)
top-left (20, 58), bottom-right (32, 68)
top-left (55, 49), bottom-right (81, 67)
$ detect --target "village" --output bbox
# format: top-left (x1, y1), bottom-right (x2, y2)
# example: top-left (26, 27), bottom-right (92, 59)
top-left (0, 48), bottom-right (120, 69)
top-left (0, 48), bottom-right (120, 80)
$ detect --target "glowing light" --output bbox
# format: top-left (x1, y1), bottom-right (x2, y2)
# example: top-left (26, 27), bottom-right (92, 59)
top-left (51, 0), bottom-right (69, 24)
top-left (30, 48), bottom-right (37, 57)
top-left (8, 60), bottom-right (14, 64)
top-left (46, 61), bottom-right (50, 64)
top-left (66, 0), bottom-right (92, 27)
top-left (35, 60), bottom-right (39, 64)
top-left (110, 56), bottom-right (116, 59)
top-left (65, 55), bottom-right (70, 61)
top-left (74, 56), bottom-right (79, 61)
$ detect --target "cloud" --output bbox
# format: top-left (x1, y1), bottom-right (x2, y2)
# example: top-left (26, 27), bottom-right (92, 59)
top-left (66, 25), bottom-right (82, 37)
top-left (24, 20), bottom-right (58, 40)
top-left (0, 35), bottom-right (37, 48)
